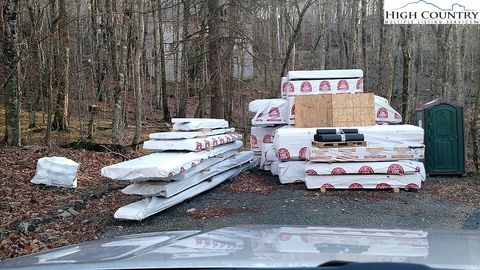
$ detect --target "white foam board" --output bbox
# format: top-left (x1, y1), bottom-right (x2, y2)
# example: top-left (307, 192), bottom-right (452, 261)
top-left (114, 161), bottom-right (256, 221)
top-left (305, 173), bottom-right (423, 190)
top-left (172, 118), bottom-right (228, 131)
top-left (286, 69), bottom-right (363, 80)
top-left (101, 141), bottom-right (243, 181)
top-left (305, 160), bottom-right (426, 181)
top-left (273, 125), bottom-right (424, 161)
top-left (260, 143), bottom-right (278, 170)
top-left (310, 145), bottom-right (425, 162)
top-left (250, 99), bottom-right (288, 125)
top-left (278, 161), bottom-right (306, 184)
top-left (149, 128), bottom-right (234, 140)
top-left (122, 151), bottom-right (254, 197)
top-left (250, 126), bottom-right (280, 151)
top-left (143, 133), bottom-right (242, 152)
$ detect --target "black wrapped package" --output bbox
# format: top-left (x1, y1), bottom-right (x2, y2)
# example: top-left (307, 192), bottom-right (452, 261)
top-left (314, 133), bottom-right (365, 142)
top-left (316, 128), bottom-right (359, 135)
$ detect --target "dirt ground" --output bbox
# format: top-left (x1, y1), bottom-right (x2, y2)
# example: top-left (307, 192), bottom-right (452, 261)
top-left (1, 145), bottom-right (479, 260)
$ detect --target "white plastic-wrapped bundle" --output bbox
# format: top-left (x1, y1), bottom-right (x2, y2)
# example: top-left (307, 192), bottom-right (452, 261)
top-left (286, 69), bottom-right (364, 80)
top-left (249, 99), bottom-right (288, 125)
top-left (287, 97), bottom-right (295, 125)
top-left (273, 125), bottom-right (424, 161)
top-left (280, 77), bottom-right (288, 98)
top-left (375, 95), bottom-right (402, 124)
top-left (305, 160), bottom-right (426, 181)
top-left (114, 160), bottom-right (256, 221)
top-left (101, 141), bottom-right (243, 181)
top-left (143, 133), bottom-right (242, 152)
top-left (278, 161), bottom-right (306, 184)
top-left (149, 128), bottom-right (234, 140)
top-left (250, 126), bottom-right (280, 151)
top-left (270, 161), bottom-right (280, 176)
top-left (172, 118), bottom-right (228, 131)
top-left (260, 143), bottom-right (278, 170)
top-left (122, 151), bottom-right (254, 197)
top-left (31, 157), bottom-right (80, 188)
top-left (310, 145), bottom-right (425, 162)
top-left (282, 79), bottom-right (363, 97)
top-left (304, 173), bottom-right (423, 190)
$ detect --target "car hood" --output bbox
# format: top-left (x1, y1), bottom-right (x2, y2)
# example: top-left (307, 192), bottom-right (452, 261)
top-left (1, 225), bottom-right (480, 270)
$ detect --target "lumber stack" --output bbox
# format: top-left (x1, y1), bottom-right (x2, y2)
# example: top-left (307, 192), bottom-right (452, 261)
top-left (101, 118), bottom-right (258, 221)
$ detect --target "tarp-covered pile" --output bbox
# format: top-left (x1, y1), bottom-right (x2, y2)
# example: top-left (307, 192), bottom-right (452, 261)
top-left (101, 118), bottom-right (258, 221)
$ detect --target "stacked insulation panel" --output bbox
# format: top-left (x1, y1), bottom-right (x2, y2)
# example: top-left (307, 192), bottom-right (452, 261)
top-left (101, 118), bottom-right (258, 221)
top-left (306, 127), bottom-right (425, 190)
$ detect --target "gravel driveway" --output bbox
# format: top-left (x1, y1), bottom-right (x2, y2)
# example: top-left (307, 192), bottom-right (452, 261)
top-left (102, 170), bottom-right (480, 238)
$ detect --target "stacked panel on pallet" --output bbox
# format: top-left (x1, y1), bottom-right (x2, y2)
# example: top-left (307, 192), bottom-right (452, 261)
top-left (101, 118), bottom-right (258, 221)
top-left (305, 127), bottom-right (425, 191)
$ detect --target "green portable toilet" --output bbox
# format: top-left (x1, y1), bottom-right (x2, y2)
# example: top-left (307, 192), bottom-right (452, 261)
top-left (415, 99), bottom-right (465, 176)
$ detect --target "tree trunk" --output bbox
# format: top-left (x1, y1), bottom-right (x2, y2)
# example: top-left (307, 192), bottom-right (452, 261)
top-left (471, 26), bottom-right (480, 171)
top-left (2, 0), bottom-right (21, 146)
top-left (178, 0), bottom-right (190, 117)
top-left (133, 0), bottom-right (144, 146)
top-left (52, 0), bottom-right (70, 131)
top-left (153, 0), bottom-right (163, 111)
top-left (336, 0), bottom-right (346, 69)
top-left (361, 0), bottom-right (367, 87)
top-left (453, 26), bottom-right (464, 105)
top-left (208, 0), bottom-right (224, 118)
top-left (400, 25), bottom-right (412, 123)
top-left (280, 0), bottom-right (317, 77)
top-left (158, 6), bottom-right (170, 122)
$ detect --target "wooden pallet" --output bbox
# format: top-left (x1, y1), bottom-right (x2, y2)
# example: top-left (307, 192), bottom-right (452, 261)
top-left (312, 140), bottom-right (367, 148)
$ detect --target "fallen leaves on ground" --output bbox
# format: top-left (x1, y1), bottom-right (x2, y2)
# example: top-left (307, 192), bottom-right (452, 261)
top-left (222, 171), bottom-right (273, 194)
top-left (0, 145), bottom-right (140, 259)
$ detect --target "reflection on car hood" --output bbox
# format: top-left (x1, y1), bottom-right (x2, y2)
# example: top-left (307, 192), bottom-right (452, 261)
top-left (1, 225), bottom-right (480, 270)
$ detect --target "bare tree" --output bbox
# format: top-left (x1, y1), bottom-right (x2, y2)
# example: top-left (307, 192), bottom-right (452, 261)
top-left (400, 25), bottom-right (412, 123)
top-left (2, 0), bottom-right (21, 146)
top-left (208, 0), bottom-right (224, 118)
top-left (52, 0), bottom-right (70, 131)
top-left (133, 0), bottom-right (144, 146)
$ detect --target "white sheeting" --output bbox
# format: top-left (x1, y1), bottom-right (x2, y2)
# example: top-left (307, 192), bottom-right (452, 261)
top-left (149, 128), bottom-right (234, 140)
top-left (31, 157), bottom-right (79, 188)
top-left (305, 173), bottom-right (423, 190)
top-left (169, 150), bottom-right (237, 181)
top-left (250, 99), bottom-right (288, 125)
top-left (310, 145), bottom-right (425, 162)
top-left (260, 143), bottom-right (278, 170)
top-left (280, 77), bottom-right (288, 98)
top-left (273, 125), bottom-right (424, 161)
top-left (250, 126), bottom-right (279, 151)
top-left (122, 151), bottom-right (254, 197)
top-left (286, 69), bottom-right (363, 80)
top-left (287, 97), bottom-right (295, 125)
top-left (101, 141), bottom-right (243, 181)
top-left (282, 79), bottom-right (363, 97)
top-left (114, 160), bottom-right (255, 220)
top-left (375, 96), bottom-right (402, 124)
top-left (143, 133), bottom-right (242, 152)
top-left (305, 160), bottom-right (426, 181)
top-left (278, 161), bottom-right (306, 184)
top-left (270, 161), bottom-right (279, 176)
top-left (172, 118), bottom-right (228, 131)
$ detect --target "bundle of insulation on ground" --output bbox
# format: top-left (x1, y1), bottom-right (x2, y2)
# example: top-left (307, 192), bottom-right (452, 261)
top-left (101, 118), bottom-right (259, 221)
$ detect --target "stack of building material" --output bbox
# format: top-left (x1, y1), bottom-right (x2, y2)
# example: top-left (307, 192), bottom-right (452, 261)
top-left (101, 118), bottom-right (258, 221)
top-left (306, 127), bottom-right (425, 191)
top-left (272, 124), bottom-right (425, 188)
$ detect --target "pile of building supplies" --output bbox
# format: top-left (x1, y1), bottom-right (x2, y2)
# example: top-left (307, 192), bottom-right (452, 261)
top-left (250, 69), bottom-right (426, 191)
top-left (101, 118), bottom-right (258, 220)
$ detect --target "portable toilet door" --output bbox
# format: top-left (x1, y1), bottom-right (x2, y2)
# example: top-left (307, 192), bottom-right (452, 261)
top-left (423, 102), bottom-right (465, 176)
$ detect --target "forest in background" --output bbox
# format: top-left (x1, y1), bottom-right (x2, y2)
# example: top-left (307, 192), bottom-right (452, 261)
top-left (1, 0), bottom-right (479, 170)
